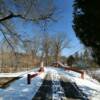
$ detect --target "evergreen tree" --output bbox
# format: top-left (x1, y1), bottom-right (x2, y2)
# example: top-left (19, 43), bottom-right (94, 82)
top-left (67, 55), bottom-right (75, 66)
top-left (73, 0), bottom-right (100, 64)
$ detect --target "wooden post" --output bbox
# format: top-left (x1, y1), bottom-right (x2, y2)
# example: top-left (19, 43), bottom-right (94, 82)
top-left (27, 74), bottom-right (31, 84)
top-left (27, 62), bottom-right (44, 85)
top-left (81, 72), bottom-right (84, 79)
top-left (39, 61), bottom-right (44, 72)
top-left (41, 61), bottom-right (44, 67)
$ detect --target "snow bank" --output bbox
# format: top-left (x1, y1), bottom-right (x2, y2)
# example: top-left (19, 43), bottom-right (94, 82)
top-left (0, 68), bottom-right (39, 77)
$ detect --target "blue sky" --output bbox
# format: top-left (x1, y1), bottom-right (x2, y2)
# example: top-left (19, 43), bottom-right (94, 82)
top-left (52, 0), bottom-right (84, 56)
top-left (0, 0), bottom-right (84, 56)
top-left (62, 0), bottom-right (84, 56)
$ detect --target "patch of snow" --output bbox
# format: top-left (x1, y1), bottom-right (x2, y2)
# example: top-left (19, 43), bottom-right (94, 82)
top-left (0, 71), bottom-right (46, 100)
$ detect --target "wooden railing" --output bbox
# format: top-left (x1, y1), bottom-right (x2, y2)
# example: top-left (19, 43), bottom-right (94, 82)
top-left (65, 67), bottom-right (84, 79)
top-left (27, 62), bottom-right (44, 84)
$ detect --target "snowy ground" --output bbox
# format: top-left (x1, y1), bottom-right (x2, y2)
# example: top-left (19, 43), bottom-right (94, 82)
top-left (46, 67), bottom-right (100, 100)
top-left (0, 67), bottom-right (100, 100)
top-left (54, 67), bottom-right (100, 100)
top-left (0, 68), bottom-right (46, 100)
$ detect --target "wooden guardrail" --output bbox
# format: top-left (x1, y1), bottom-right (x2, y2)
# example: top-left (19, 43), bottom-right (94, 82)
top-left (27, 62), bottom-right (44, 84)
top-left (27, 67), bottom-right (44, 84)
top-left (65, 67), bottom-right (84, 79)
top-left (51, 61), bottom-right (85, 79)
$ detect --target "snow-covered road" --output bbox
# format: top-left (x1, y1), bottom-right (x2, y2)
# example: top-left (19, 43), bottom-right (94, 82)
top-left (0, 67), bottom-right (100, 100)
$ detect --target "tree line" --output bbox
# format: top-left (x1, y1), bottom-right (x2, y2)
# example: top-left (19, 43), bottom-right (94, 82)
top-left (0, 32), bottom-right (68, 72)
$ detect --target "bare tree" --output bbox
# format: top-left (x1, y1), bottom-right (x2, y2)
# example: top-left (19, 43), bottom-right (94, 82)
top-left (52, 32), bottom-right (69, 62)
top-left (21, 33), bottom-right (41, 66)
top-left (40, 33), bottom-right (52, 66)
top-left (0, 0), bottom-right (57, 53)
top-left (0, 0), bottom-right (62, 70)
top-left (0, 0), bottom-right (56, 22)
top-left (31, 34), bottom-right (41, 59)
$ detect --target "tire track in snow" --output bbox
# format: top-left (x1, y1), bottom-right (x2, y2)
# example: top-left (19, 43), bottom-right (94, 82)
top-left (60, 75), bottom-right (88, 100)
top-left (32, 73), bottom-right (52, 100)
top-left (50, 69), bottom-right (67, 100)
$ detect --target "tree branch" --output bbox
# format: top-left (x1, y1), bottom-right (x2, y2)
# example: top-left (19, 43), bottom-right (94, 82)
top-left (0, 12), bottom-right (30, 22)
top-left (0, 11), bottom-right (55, 22)
top-left (0, 28), bottom-right (15, 52)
